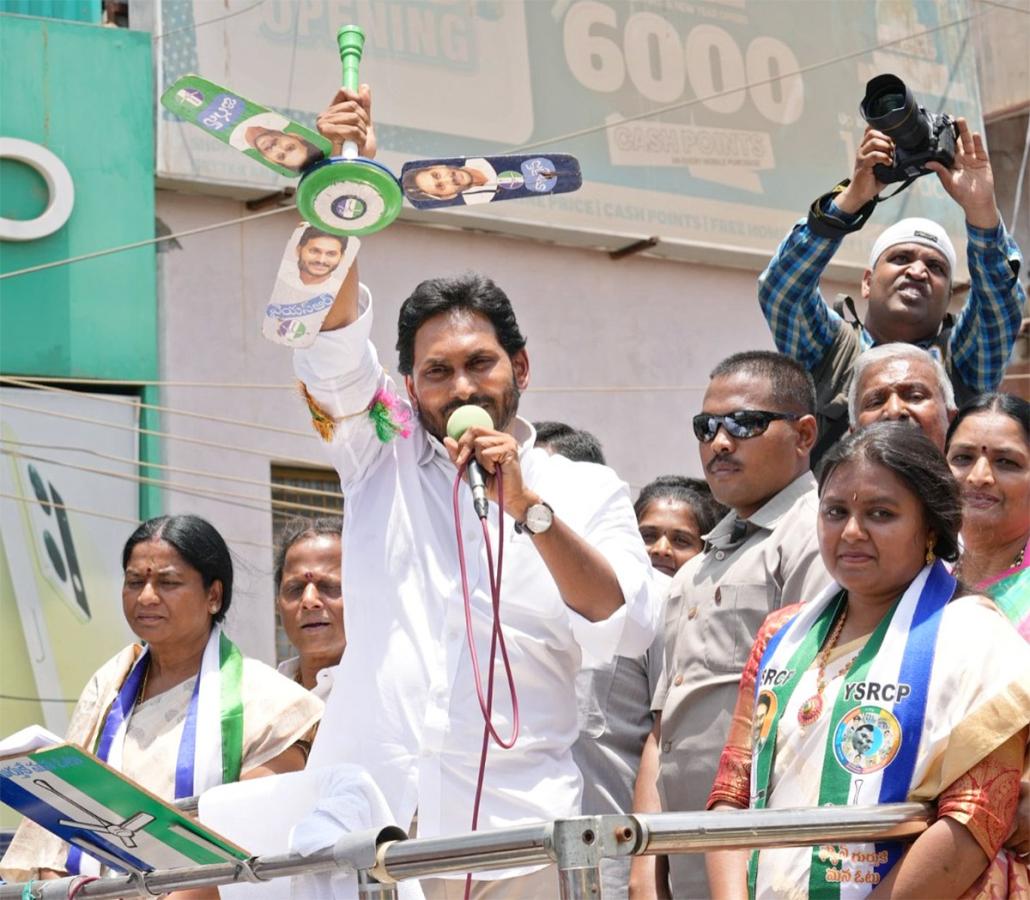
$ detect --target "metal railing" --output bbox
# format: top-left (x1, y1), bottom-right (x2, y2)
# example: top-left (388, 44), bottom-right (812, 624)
top-left (0, 803), bottom-right (934, 899)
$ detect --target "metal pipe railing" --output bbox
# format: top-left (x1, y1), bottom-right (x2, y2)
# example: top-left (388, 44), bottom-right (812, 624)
top-left (635, 802), bottom-right (933, 855)
top-left (0, 803), bottom-right (935, 899)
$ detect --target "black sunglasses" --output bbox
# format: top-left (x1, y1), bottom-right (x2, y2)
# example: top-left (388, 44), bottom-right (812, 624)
top-left (692, 410), bottom-right (801, 443)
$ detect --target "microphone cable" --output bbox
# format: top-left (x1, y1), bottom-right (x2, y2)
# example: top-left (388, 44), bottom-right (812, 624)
top-left (451, 461), bottom-right (520, 900)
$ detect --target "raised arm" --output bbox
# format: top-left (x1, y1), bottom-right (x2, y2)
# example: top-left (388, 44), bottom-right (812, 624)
top-left (759, 126), bottom-right (909, 371)
top-left (291, 85), bottom-right (408, 490)
top-left (927, 118), bottom-right (1025, 392)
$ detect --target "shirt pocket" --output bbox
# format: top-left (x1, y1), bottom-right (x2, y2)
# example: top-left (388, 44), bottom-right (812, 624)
top-left (702, 583), bottom-right (775, 675)
top-left (575, 658), bottom-right (617, 738)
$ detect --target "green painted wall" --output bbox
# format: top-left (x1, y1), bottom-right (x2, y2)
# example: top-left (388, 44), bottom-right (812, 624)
top-left (0, 1), bottom-right (100, 23)
top-left (0, 15), bottom-right (156, 380)
top-left (0, 14), bottom-right (161, 513)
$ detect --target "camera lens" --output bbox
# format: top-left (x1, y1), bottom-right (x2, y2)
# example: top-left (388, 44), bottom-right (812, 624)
top-left (27, 464), bottom-right (52, 513)
top-left (860, 74), bottom-right (930, 151)
top-left (43, 530), bottom-right (68, 582)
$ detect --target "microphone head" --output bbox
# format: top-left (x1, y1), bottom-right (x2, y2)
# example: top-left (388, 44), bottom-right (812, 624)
top-left (446, 405), bottom-right (494, 440)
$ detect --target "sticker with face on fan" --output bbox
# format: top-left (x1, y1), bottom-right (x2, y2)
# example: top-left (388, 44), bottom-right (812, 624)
top-left (262, 222), bottom-right (361, 348)
top-left (160, 75), bottom-right (330, 180)
top-left (401, 153), bottom-right (582, 210)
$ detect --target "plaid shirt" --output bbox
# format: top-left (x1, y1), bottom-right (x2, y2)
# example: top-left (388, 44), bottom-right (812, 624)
top-left (758, 202), bottom-right (1026, 392)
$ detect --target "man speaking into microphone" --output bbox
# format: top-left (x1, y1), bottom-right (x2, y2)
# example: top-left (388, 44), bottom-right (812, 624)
top-left (291, 87), bottom-right (660, 899)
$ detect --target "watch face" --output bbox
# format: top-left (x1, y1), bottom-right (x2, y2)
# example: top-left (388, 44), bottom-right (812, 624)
top-left (526, 503), bottom-right (552, 533)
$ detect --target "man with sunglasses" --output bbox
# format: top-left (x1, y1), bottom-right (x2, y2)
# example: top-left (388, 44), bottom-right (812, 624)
top-left (633, 351), bottom-right (831, 900)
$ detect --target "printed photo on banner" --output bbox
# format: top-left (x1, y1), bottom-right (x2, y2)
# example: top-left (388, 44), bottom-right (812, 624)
top-left (262, 222), bottom-right (359, 348)
top-left (752, 690), bottom-right (777, 749)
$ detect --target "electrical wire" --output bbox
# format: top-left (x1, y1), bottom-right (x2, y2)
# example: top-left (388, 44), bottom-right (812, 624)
top-left (1, 4), bottom-right (1017, 281)
top-left (150, 0), bottom-right (266, 42)
top-left (0, 205), bottom-right (295, 281)
top-left (2, 376), bottom-right (297, 390)
top-left (2, 372), bottom-right (709, 395)
top-left (0, 399), bottom-right (327, 468)
top-left (0, 445), bottom-right (340, 519)
top-left (1, 376), bottom-right (314, 439)
top-left (1, 437), bottom-right (343, 501)
top-left (0, 490), bottom-right (273, 552)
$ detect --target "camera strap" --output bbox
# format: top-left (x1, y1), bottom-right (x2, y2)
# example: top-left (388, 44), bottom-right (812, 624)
top-left (877, 175), bottom-right (921, 201)
top-left (806, 179), bottom-right (877, 239)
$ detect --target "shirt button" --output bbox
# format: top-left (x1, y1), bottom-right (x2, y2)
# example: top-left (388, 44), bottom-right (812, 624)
top-left (714, 587), bottom-right (722, 606)
top-left (673, 674), bottom-right (684, 686)
top-left (715, 550), bottom-right (725, 561)
top-left (662, 741), bottom-right (672, 753)
top-left (687, 606), bottom-right (698, 620)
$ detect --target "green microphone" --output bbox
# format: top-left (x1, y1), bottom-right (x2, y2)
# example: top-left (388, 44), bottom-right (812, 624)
top-left (446, 405), bottom-right (494, 518)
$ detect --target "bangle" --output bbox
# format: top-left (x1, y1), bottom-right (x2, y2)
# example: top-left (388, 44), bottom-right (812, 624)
top-left (807, 179), bottom-right (877, 238)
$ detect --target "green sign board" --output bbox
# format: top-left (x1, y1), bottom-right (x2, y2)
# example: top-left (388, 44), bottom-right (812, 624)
top-left (0, 15), bottom-right (157, 381)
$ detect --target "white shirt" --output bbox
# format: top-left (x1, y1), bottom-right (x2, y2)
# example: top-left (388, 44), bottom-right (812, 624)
top-left (276, 657), bottom-right (336, 702)
top-left (294, 288), bottom-right (660, 873)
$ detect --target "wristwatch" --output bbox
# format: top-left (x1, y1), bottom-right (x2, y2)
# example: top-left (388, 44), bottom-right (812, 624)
top-left (514, 501), bottom-right (554, 535)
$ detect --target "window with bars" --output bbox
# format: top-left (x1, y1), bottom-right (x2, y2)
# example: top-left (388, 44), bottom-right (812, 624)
top-left (270, 464), bottom-right (344, 664)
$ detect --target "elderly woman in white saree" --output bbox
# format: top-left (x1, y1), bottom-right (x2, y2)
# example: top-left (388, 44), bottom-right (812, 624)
top-left (706, 424), bottom-right (1030, 900)
top-left (1, 515), bottom-right (323, 897)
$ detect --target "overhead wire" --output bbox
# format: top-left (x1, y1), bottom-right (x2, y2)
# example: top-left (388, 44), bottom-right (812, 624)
top-left (0, 437), bottom-right (345, 501)
top-left (1, 376), bottom-right (314, 439)
top-left (1, 3), bottom-right (1019, 281)
top-left (0, 205), bottom-right (295, 280)
top-left (0, 445), bottom-right (340, 519)
top-left (0, 399), bottom-right (327, 468)
top-left (0, 490), bottom-right (272, 551)
top-left (150, 0), bottom-right (266, 42)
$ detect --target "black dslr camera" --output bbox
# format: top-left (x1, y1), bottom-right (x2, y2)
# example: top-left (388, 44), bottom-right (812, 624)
top-left (859, 74), bottom-right (958, 185)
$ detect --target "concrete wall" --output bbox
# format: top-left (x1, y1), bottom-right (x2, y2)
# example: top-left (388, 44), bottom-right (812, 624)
top-left (155, 189), bottom-right (852, 661)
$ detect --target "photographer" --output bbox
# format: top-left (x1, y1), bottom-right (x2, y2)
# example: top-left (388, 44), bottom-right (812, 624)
top-left (758, 114), bottom-right (1025, 465)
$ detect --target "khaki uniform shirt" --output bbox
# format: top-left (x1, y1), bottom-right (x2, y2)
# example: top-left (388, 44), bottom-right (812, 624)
top-left (653, 472), bottom-right (831, 899)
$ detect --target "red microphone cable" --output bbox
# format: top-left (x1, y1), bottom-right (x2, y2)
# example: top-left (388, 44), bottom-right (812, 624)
top-left (451, 461), bottom-right (520, 900)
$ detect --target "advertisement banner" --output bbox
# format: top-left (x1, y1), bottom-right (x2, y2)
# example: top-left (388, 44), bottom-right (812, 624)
top-left (0, 389), bottom-right (139, 827)
top-left (149, 0), bottom-right (982, 270)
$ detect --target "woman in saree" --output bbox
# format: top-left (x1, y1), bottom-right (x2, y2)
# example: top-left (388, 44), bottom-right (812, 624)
top-left (706, 422), bottom-right (1030, 899)
top-left (945, 392), bottom-right (1030, 639)
top-left (1, 514), bottom-right (324, 894)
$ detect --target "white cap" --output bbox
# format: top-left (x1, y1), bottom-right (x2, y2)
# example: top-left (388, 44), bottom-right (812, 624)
top-left (867, 217), bottom-right (956, 278)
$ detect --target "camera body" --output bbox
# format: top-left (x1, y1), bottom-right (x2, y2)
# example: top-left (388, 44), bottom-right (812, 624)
top-left (860, 74), bottom-right (959, 185)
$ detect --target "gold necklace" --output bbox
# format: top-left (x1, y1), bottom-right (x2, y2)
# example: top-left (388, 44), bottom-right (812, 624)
top-left (134, 662), bottom-right (150, 710)
top-left (797, 605), bottom-right (852, 728)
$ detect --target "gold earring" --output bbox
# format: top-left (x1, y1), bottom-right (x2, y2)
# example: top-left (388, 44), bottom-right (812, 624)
top-left (925, 538), bottom-right (936, 565)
